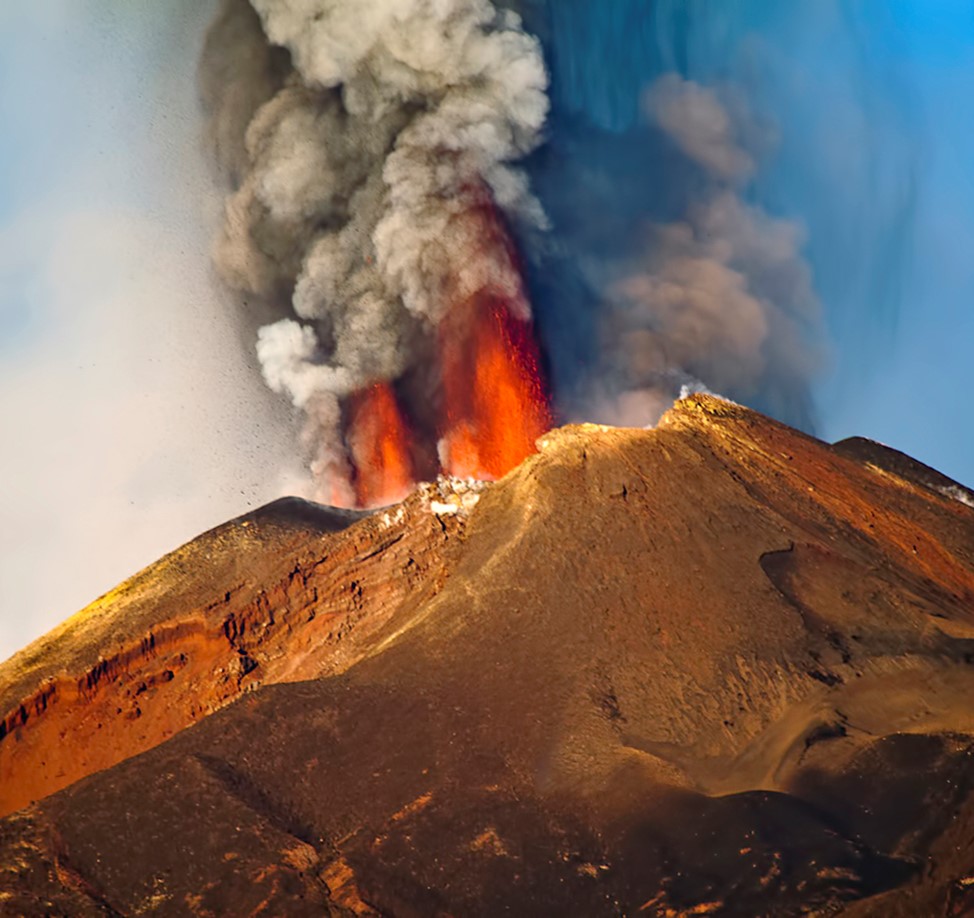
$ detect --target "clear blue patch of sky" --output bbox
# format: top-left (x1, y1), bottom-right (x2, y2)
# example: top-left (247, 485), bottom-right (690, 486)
top-left (814, 2), bottom-right (974, 484)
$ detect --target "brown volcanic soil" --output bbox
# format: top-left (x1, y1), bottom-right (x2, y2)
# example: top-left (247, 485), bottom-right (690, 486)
top-left (0, 498), bottom-right (462, 817)
top-left (3, 394), bottom-right (974, 916)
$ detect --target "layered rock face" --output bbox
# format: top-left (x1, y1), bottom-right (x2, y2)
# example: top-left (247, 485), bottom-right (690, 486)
top-left (2, 395), bottom-right (974, 916)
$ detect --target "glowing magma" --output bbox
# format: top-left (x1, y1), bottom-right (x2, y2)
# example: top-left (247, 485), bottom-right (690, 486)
top-left (346, 382), bottom-right (415, 508)
top-left (344, 185), bottom-right (552, 501)
top-left (440, 293), bottom-right (552, 480)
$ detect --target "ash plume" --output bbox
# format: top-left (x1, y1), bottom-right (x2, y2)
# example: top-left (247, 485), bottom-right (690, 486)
top-left (573, 74), bottom-right (823, 428)
top-left (645, 73), bottom-right (755, 182)
top-left (201, 2), bottom-right (828, 498)
top-left (201, 0), bottom-right (548, 502)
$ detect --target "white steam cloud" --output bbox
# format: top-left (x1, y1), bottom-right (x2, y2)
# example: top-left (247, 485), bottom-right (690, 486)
top-left (201, 0), bottom-right (549, 501)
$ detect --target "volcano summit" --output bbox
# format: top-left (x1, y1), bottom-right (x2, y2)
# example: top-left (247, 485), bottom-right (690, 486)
top-left (1, 395), bottom-right (974, 915)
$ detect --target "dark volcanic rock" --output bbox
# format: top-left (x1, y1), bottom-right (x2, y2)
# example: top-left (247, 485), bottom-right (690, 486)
top-left (2, 395), bottom-right (974, 916)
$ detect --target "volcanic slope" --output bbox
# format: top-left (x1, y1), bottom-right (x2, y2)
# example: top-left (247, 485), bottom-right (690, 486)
top-left (3, 394), bottom-right (974, 916)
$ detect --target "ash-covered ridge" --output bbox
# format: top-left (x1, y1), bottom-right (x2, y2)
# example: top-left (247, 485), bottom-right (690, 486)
top-left (3, 395), bottom-right (974, 916)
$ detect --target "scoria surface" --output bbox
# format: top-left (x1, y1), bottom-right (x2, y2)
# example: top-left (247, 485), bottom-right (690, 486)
top-left (2, 395), bottom-right (974, 916)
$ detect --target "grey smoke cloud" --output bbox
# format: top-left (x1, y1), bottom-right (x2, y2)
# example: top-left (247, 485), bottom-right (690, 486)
top-left (199, 0), bottom-right (289, 185)
top-left (201, 0), bottom-right (549, 502)
top-left (645, 73), bottom-right (755, 181)
top-left (201, 5), bottom-right (825, 471)
top-left (586, 74), bottom-right (824, 427)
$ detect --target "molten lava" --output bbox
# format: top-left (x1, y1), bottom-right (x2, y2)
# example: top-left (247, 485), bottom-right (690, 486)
top-left (341, 183), bottom-right (550, 501)
top-left (346, 382), bottom-right (416, 507)
top-left (440, 294), bottom-right (552, 480)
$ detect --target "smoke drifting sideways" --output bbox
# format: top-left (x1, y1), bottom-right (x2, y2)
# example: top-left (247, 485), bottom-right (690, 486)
top-left (512, 0), bottom-right (832, 431)
top-left (643, 0), bottom-right (921, 423)
top-left (200, 0), bottom-right (550, 507)
top-left (571, 74), bottom-right (822, 429)
top-left (515, 0), bottom-right (925, 440)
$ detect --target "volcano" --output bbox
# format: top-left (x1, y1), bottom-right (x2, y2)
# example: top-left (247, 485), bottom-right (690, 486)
top-left (2, 395), bottom-right (974, 916)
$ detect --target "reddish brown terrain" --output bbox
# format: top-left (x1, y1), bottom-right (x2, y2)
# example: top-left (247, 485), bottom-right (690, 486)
top-left (2, 394), bottom-right (974, 916)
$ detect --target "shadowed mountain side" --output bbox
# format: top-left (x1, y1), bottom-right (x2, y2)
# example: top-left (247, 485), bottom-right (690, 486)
top-left (834, 435), bottom-right (974, 509)
top-left (3, 395), bottom-right (974, 915)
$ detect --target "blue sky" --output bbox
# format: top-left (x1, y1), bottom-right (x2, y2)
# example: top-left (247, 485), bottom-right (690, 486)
top-left (820, 3), bottom-right (974, 481)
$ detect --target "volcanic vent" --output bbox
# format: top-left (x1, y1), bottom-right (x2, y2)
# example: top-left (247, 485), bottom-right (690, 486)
top-left (201, 0), bottom-right (554, 508)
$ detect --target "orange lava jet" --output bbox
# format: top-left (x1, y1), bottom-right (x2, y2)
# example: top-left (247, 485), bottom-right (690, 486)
top-left (440, 293), bottom-right (552, 480)
top-left (346, 382), bottom-right (416, 507)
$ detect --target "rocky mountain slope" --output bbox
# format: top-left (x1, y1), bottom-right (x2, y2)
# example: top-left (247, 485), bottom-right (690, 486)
top-left (2, 394), bottom-right (974, 916)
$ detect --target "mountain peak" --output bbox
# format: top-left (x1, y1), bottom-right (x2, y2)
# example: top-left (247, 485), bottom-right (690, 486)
top-left (3, 398), bottom-right (974, 914)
